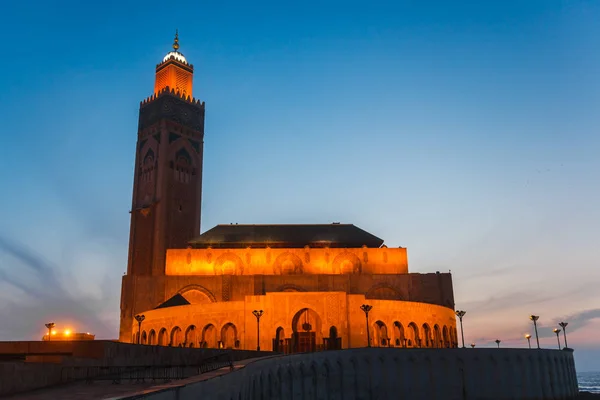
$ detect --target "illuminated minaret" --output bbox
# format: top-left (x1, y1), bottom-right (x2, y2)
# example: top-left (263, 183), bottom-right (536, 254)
top-left (120, 32), bottom-right (205, 341)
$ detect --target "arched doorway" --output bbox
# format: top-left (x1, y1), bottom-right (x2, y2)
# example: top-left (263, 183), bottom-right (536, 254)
top-left (170, 326), bottom-right (183, 347)
top-left (148, 329), bottom-right (157, 345)
top-left (326, 326), bottom-right (341, 350)
top-left (407, 322), bottom-right (419, 347)
top-left (422, 323), bottom-right (432, 348)
top-left (221, 323), bottom-right (238, 349)
top-left (442, 325), bottom-right (449, 348)
top-left (158, 328), bottom-right (168, 346)
top-left (433, 324), bottom-right (442, 348)
top-left (184, 325), bottom-right (197, 347)
top-left (373, 321), bottom-right (389, 347)
top-left (291, 308), bottom-right (322, 353)
top-left (393, 322), bottom-right (405, 347)
top-left (201, 324), bottom-right (217, 348)
top-left (273, 327), bottom-right (289, 353)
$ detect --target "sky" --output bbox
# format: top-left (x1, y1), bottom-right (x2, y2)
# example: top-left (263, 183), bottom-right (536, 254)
top-left (0, 0), bottom-right (598, 371)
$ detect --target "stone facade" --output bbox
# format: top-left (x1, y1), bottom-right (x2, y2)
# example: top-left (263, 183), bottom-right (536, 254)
top-left (120, 39), bottom-right (206, 341)
top-left (131, 291), bottom-right (457, 352)
top-left (119, 38), bottom-right (458, 352)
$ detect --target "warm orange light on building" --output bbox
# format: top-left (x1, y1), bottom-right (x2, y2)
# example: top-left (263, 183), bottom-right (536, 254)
top-left (154, 31), bottom-right (194, 97)
top-left (42, 331), bottom-right (95, 341)
top-left (165, 247), bottom-right (409, 276)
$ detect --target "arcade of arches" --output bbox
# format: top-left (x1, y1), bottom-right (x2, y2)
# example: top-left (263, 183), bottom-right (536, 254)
top-left (131, 292), bottom-right (458, 352)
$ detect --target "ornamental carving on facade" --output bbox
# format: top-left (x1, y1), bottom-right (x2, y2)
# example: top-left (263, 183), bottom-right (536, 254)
top-left (331, 252), bottom-right (362, 275)
top-left (272, 252), bottom-right (303, 275)
top-left (213, 253), bottom-right (244, 275)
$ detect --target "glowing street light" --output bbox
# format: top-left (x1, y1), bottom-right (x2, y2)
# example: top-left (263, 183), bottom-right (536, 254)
top-left (45, 323), bottom-right (55, 341)
top-left (360, 304), bottom-right (373, 347)
top-left (525, 334), bottom-right (532, 349)
top-left (252, 310), bottom-right (264, 351)
top-left (529, 315), bottom-right (540, 349)
top-left (558, 322), bottom-right (569, 349)
top-left (134, 314), bottom-right (145, 344)
top-left (495, 339), bottom-right (501, 348)
top-left (470, 343), bottom-right (475, 348)
top-left (553, 328), bottom-right (561, 350)
top-left (455, 310), bottom-right (466, 348)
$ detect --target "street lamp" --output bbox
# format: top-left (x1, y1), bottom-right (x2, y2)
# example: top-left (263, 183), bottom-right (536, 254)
top-left (495, 339), bottom-right (501, 348)
top-left (134, 314), bottom-right (145, 344)
top-left (455, 310), bottom-right (466, 348)
top-left (553, 328), bottom-right (561, 350)
top-left (45, 323), bottom-right (55, 341)
top-left (470, 343), bottom-right (475, 348)
top-left (525, 334), bottom-right (532, 349)
top-left (360, 304), bottom-right (373, 347)
top-left (558, 322), bottom-right (569, 349)
top-left (252, 310), bottom-right (264, 351)
top-left (529, 315), bottom-right (540, 349)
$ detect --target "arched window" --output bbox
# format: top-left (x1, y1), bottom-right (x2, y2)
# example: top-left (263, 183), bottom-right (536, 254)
top-left (172, 148), bottom-right (193, 183)
top-left (141, 149), bottom-right (155, 183)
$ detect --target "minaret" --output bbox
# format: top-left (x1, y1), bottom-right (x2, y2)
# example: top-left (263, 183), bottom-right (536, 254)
top-left (119, 32), bottom-right (205, 341)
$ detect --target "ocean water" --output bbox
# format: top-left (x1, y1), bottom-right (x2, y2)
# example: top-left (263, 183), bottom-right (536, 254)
top-left (579, 371), bottom-right (600, 394)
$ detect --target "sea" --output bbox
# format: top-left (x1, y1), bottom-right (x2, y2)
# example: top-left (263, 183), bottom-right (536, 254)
top-left (579, 372), bottom-right (600, 394)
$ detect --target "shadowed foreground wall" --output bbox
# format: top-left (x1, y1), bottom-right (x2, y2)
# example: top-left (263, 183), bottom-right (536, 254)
top-left (0, 341), bottom-right (269, 397)
top-left (140, 348), bottom-right (579, 400)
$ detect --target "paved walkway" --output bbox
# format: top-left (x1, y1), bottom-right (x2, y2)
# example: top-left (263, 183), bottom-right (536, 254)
top-left (4, 359), bottom-right (267, 400)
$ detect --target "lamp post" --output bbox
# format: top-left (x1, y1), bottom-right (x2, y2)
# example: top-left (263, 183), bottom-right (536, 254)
top-left (360, 304), bottom-right (373, 347)
top-left (45, 323), bottom-right (55, 341)
top-left (134, 314), bottom-right (145, 344)
top-left (525, 334), bottom-right (532, 349)
top-left (495, 339), bottom-right (501, 348)
top-left (553, 328), bottom-right (561, 350)
top-left (529, 315), bottom-right (540, 349)
top-left (558, 322), bottom-right (569, 349)
top-left (455, 310), bottom-right (466, 348)
top-left (252, 310), bottom-right (264, 351)
top-left (470, 343), bottom-right (475, 348)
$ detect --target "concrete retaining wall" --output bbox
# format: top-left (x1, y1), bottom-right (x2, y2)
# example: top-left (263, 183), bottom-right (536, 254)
top-left (0, 341), bottom-right (271, 397)
top-left (149, 348), bottom-right (579, 400)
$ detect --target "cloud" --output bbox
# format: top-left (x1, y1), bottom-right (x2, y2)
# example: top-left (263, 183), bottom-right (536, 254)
top-left (0, 235), bottom-right (56, 277)
top-left (0, 233), bottom-right (119, 340)
top-left (552, 309), bottom-right (600, 335)
top-left (459, 290), bottom-right (556, 314)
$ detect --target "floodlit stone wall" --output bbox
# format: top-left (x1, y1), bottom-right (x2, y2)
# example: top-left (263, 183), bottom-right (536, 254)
top-left (120, 271), bottom-right (455, 343)
top-left (165, 247), bottom-right (409, 275)
top-left (146, 348), bottom-right (579, 400)
top-left (132, 292), bottom-right (458, 352)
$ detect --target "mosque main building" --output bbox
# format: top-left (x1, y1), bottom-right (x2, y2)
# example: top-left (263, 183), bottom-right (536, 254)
top-left (119, 34), bottom-right (458, 352)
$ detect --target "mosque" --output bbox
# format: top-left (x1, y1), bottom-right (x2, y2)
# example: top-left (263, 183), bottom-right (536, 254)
top-left (119, 34), bottom-right (458, 352)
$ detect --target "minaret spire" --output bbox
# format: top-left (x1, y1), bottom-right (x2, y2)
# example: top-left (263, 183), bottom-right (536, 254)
top-left (173, 29), bottom-right (180, 51)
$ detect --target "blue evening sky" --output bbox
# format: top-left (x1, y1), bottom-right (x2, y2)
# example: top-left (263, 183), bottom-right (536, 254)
top-left (0, 1), bottom-right (599, 370)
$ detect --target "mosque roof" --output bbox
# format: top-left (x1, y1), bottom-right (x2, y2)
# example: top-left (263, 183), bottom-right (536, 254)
top-left (154, 293), bottom-right (190, 309)
top-left (188, 224), bottom-right (385, 249)
top-left (160, 30), bottom-right (188, 64)
top-left (163, 51), bottom-right (187, 63)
